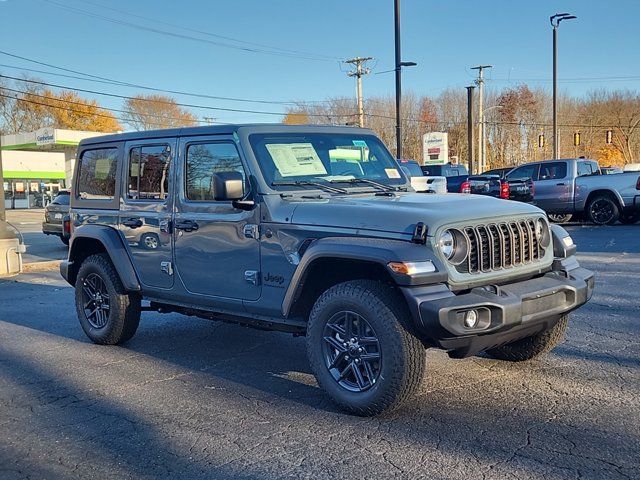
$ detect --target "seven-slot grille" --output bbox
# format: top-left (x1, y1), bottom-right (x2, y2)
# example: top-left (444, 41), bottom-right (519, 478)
top-left (455, 219), bottom-right (544, 274)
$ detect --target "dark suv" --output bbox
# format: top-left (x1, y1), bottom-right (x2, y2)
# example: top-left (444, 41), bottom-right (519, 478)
top-left (42, 190), bottom-right (71, 245)
top-left (61, 125), bottom-right (594, 416)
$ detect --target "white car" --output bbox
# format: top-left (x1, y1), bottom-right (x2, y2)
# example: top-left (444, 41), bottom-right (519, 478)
top-left (398, 159), bottom-right (447, 194)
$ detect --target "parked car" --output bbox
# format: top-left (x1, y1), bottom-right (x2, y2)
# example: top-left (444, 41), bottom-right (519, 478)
top-left (420, 163), bottom-right (470, 193)
top-left (42, 190), bottom-right (71, 245)
top-left (462, 174), bottom-right (535, 203)
top-left (398, 159), bottom-right (447, 194)
top-left (61, 125), bottom-right (594, 416)
top-left (506, 158), bottom-right (640, 225)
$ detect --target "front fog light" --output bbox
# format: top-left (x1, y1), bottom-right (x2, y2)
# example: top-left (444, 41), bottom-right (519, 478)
top-left (463, 310), bottom-right (478, 328)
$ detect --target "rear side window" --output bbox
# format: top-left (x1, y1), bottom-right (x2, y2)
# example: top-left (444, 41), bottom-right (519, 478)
top-left (577, 162), bottom-right (593, 177)
top-left (128, 145), bottom-right (171, 200)
top-left (185, 142), bottom-right (245, 201)
top-left (507, 164), bottom-right (539, 181)
top-left (51, 194), bottom-right (70, 205)
top-left (539, 162), bottom-right (567, 180)
top-left (76, 148), bottom-right (118, 200)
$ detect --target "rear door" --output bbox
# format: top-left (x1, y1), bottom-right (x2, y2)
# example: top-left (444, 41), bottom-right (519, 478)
top-left (119, 138), bottom-right (175, 290)
top-left (173, 136), bottom-right (261, 301)
top-left (535, 161), bottom-right (571, 212)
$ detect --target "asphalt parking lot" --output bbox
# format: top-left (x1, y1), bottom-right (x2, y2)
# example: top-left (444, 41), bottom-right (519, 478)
top-left (4, 209), bottom-right (68, 264)
top-left (0, 224), bottom-right (638, 479)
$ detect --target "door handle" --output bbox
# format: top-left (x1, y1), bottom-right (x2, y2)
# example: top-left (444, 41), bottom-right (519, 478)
top-left (122, 218), bottom-right (143, 228)
top-left (556, 183), bottom-right (567, 186)
top-left (175, 219), bottom-right (199, 232)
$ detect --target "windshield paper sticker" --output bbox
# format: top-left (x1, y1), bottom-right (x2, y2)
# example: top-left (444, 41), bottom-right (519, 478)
top-left (385, 168), bottom-right (401, 179)
top-left (352, 140), bottom-right (368, 148)
top-left (266, 143), bottom-right (328, 177)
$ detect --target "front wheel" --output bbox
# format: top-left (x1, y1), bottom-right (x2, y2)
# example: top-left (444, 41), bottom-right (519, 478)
top-left (485, 315), bottom-right (569, 361)
top-left (75, 253), bottom-right (141, 345)
top-left (306, 280), bottom-right (426, 416)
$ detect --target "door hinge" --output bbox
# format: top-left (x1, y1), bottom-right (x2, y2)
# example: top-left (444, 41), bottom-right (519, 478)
top-left (160, 261), bottom-right (174, 276)
top-left (244, 270), bottom-right (259, 285)
top-left (243, 224), bottom-right (260, 239)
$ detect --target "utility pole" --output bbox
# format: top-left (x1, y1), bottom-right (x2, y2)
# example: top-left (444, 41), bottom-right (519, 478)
top-left (471, 65), bottom-right (492, 173)
top-left (466, 86), bottom-right (476, 175)
top-left (550, 13), bottom-right (577, 159)
top-left (393, 0), bottom-right (417, 159)
top-left (344, 57), bottom-right (373, 128)
top-left (0, 132), bottom-right (5, 222)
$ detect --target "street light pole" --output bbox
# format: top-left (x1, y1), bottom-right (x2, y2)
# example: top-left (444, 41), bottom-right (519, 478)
top-left (550, 13), bottom-right (577, 159)
top-left (393, 0), bottom-right (416, 159)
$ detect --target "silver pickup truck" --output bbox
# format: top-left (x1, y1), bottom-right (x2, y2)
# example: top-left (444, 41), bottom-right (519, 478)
top-left (506, 158), bottom-right (640, 224)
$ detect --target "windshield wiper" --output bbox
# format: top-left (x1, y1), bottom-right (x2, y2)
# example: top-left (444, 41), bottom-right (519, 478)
top-left (328, 178), bottom-right (406, 192)
top-left (271, 180), bottom-right (349, 194)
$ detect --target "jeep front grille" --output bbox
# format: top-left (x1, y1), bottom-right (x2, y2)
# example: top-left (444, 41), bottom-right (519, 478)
top-left (456, 219), bottom-right (543, 274)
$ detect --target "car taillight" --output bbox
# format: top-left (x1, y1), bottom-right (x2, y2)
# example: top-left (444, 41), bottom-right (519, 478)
top-left (63, 217), bottom-right (72, 235)
top-left (530, 179), bottom-right (535, 196)
top-left (460, 181), bottom-right (471, 194)
top-left (636, 176), bottom-right (640, 190)
top-left (500, 181), bottom-right (510, 199)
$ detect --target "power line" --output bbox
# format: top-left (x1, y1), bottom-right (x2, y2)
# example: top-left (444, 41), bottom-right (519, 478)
top-left (0, 74), bottom-right (358, 119)
top-left (37, 0), bottom-right (339, 62)
top-left (0, 51), bottom-right (330, 105)
top-left (73, 0), bottom-right (341, 62)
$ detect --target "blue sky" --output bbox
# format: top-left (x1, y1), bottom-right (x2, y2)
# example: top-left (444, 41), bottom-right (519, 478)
top-left (1, 0), bottom-right (639, 125)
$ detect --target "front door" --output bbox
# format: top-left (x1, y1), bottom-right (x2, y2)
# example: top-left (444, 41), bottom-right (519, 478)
top-left (173, 136), bottom-right (261, 301)
top-left (119, 139), bottom-right (175, 289)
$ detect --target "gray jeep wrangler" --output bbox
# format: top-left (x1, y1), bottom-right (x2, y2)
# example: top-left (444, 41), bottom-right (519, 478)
top-left (61, 124), bottom-right (594, 416)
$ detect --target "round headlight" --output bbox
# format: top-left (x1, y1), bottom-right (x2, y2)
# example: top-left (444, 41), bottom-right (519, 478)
top-left (438, 230), bottom-right (455, 259)
top-left (536, 218), bottom-right (551, 248)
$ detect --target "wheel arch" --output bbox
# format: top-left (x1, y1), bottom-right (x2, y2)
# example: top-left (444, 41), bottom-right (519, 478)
top-left (65, 225), bottom-right (140, 291)
top-left (585, 188), bottom-right (624, 211)
top-left (282, 236), bottom-right (447, 319)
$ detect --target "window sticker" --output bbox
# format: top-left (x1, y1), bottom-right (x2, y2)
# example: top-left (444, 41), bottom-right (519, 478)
top-left (266, 143), bottom-right (327, 177)
top-left (385, 168), bottom-right (401, 179)
top-left (352, 140), bottom-right (368, 148)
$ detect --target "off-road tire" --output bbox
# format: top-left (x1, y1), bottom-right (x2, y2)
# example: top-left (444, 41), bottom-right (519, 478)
top-left (587, 195), bottom-right (619, 225)
top-left (547, 213), bottom-right (573, 224)
top-left (485, 315), bottom-right (569, 362)
top-left (306, 280), bottom-right (426, 416)
top-left (75, 253), bottom-right (141, 345)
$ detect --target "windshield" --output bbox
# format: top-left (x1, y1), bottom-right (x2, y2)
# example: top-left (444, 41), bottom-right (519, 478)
top-left (399, 160), bottom-right (423, 177)
top-left (249, 133), bottom-right (408, 189)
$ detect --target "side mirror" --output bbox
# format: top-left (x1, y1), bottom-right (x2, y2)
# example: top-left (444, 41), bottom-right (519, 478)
top-left (211, 172), bottom-right (244, 201)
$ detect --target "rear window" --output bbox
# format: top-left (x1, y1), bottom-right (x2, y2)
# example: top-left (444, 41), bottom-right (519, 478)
top-left (76, 148), bottom-right (118, 200)
top-left (51, 193), bottom-right (70, 205)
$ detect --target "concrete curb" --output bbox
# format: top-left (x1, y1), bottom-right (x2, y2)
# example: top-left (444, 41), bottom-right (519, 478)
top-left (22, 260), bottom-right (62, 273)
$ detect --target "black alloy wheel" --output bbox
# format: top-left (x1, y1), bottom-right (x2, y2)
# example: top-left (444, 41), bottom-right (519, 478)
top-left (322, 311), bottom-right (382, 392)
top-left (81, 272), bottom-right (111, 329)
top-left (588, 196), bottom-right (619, 225)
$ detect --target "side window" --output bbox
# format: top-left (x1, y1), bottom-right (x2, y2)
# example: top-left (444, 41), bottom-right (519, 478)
top-left (538, 162), bottom-right (567, 180)
top-left (507, 164), bottom-right (539, 181)
top-left (577, 162), bottom-right (592, 177)
top-left (128, 144), bottom-right (171, 200)
top-left (185, 142), bottom-right (245, 201)
top-left (77, 148), bottom-right (118, 200)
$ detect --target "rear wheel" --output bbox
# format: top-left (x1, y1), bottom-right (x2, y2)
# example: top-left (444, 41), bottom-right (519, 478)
top-left (547, 213), bottom-right (573, 224)
top-left (485, 315), bottom-right (569, 362)
top-left (587, 195), bottom-right (619, 225)
top-left (75, 253), bottom-right (141, 345)
top-left (306, 280), bottom-right (426, 416)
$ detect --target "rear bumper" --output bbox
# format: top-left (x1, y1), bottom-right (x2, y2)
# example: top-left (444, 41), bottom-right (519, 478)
top-left (401, 259), bottom-right (594, 358)
top-left (42, 221), bottom-right (63, 235)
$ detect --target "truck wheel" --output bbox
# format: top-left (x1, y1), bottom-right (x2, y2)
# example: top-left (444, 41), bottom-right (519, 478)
top-left (587, 195), bottom-right (619, 225)
top-left (485, 315), bottom-right (568, 362)
top-left (306, 280), bottom-right (426, 416)
top-left (75, 253), bottom-right (141, 345)
top-left (547, 214), bottom-right (572, 223)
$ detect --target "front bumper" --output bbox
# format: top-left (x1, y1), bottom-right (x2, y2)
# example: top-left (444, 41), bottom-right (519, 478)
top-left (402, 260), bottom-right (594, 358)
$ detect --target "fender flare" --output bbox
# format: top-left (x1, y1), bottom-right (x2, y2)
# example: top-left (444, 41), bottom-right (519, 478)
top-left (281, 236), bottom-right (447, 317)
top-left (65, 224), bottom-right (140, 291)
